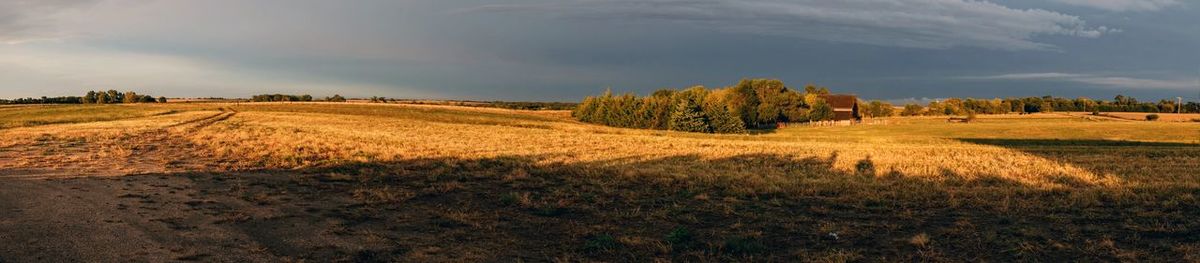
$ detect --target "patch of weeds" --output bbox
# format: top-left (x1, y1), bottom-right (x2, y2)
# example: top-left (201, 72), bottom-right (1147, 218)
top-left (350, 249), bottom-right (406, 263)
top-left (665, 227), bottom-right (696, 250)
top-left (499, 192), bottom-right (532, 207)
top-left (583, 234), bottom-right (620, 253)
top-left (174, 253), bottom-right (210, 261)
top-left (316, 172), bottom-right (356, 183)
top-left (499, 192), bottom-right (519, 206)
top-left (531, 206), bottom-right (568, 217)
top-left (722, 236), bottom-right (765, 255)
top-left (352, 187), bottom-right (415, 205)
top-left (675, 188), bottom-right (695, 199)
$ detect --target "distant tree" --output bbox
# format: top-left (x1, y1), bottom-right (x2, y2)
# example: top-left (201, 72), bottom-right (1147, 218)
top-left (644, 93), bottom-right (674, 130)
top-left (106, 90), bottom-right (121, 103)
top-left (724, 81), bottom-right (759, 126)
top-left (123, 91), bottom-right (139, 103)
top-left (779, 91), bottom-right (808, 122)
top-left (83, 91), bottom-right (97, 104)
top-left (157, 96), bottom-right (168, 103)
top-left (669, 99), bottom-right (710, 133)
top-left (865, 100), bottom-right (895, 117)
top-left (573, 96), bottom-right (599, 123)
top-left (900, 104), bottom-right (924, 116)
top-left (749, 79), bottom-right (790, 126)
top-left (300, 94), bottom-right (313, 101)
top-left (703, 98), bottom-right (747, 134)
top-left (807, 99), bottom-right (835, 121)
top-left (1039, 102), bottom-right (1054, 113)
top-left (96, 92), bottom-right (109, 104)
top-left (326, 94), bottom-right (347, 102)
top-left (1185, 102), bottom-right (1200, 113)
top-left (1158, 99), bottom-right (1176, 113)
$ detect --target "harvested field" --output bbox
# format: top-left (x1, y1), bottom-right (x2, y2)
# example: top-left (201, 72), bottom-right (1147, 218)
top-left (1, 103), bottom-right (1199, 261)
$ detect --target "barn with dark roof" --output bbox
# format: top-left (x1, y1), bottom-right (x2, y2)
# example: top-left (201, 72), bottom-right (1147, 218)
top-left (819, 94), bottom-right (861, 121)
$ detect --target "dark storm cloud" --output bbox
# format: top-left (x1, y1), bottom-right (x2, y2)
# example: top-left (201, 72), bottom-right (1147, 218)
top-left (462, 0), bottom-right (1114, 50)
top-left (0, 0), bottom-right (96, 44)
top-left (1052, 0), bottom-right (1182, 11)
top-left (0, 0), bottom-right (1197, 101)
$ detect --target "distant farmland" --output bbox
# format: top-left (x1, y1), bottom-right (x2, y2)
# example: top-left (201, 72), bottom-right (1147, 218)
top-left (1, 103), bottom-right (1198, 261)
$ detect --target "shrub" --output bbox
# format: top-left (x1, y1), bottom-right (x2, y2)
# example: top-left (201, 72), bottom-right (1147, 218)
top-left (1146, 114), bottom-right (1160, 121)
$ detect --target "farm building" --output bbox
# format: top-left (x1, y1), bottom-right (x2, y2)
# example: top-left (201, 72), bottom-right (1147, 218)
top-left (820, 94), bottom-right (862, 121)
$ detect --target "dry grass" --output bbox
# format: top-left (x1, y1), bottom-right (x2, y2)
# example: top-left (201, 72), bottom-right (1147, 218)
top-left (1, 102), bottom-right (1198, 261)
top-left (1087, 111), bottom-right (1200, 122)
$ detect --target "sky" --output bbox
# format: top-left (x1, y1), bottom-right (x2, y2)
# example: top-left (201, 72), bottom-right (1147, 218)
top-left (1, 0), bottom-right (1198, 102)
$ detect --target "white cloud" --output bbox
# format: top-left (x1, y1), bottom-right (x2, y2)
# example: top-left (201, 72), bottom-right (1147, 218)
top-left (1053, 0), bottom-right (1182, 12)
top-left (959, 72), bottom-right (1196, 90)
top-left (464, 0), bottom-right (1114, 51)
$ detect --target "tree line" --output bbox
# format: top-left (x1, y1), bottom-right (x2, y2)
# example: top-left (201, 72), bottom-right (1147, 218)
top-left (0, 96), bottom-right (85, 104)
top-left (250, 94), bottom-right (345, 102)
top-left (895, 95), bottom-right (1199, 116)
top-left (0, 90), bottom-right (168, 105)
top-left (82, 90), bottom-right (167, 104)
top-left (573, 79), bottom-right (843, 134)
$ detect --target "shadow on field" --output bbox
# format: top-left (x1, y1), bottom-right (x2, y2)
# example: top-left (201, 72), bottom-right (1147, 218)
top-left (956, 138), bottom-right (1200, 182)
top-left (7, 152), bottom-right (1198, 262)
top-left (957, 138), bottom-right (1200, 147)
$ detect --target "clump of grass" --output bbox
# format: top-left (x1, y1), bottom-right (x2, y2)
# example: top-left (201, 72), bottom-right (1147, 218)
top-left (722, 236), bottom-right (765, 255)
top-left (1146, 114), bottom-right (1160, 121)
top-left (909, 233), bottom-right (930, 248)
top-left (351, 187), bottom-right (415, 204)
top-left (499, 192), bottom-right (533, 207)
top-left (583, 234), bottom-right (619, 252)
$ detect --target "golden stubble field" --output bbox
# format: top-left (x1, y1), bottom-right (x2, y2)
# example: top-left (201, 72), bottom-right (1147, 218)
top-left (1, 103), bottom-right (1198, 262)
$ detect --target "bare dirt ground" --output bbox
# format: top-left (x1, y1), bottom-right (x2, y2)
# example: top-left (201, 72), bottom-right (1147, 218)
top-left (0, 110), bottom-right (558, 262)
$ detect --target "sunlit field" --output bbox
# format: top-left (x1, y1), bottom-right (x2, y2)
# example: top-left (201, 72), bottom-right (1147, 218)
top-left (1, 103), bottom-right (1198, 261)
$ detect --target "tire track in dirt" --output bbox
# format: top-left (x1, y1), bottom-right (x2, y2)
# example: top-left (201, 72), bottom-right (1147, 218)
top-left (0, 108), bottom-right (241, 179)
top-left (165, 107), bottom-right (238, 129)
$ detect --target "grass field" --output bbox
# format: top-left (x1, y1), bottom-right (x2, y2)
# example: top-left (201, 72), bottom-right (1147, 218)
top-left (1, 103), bottom-right (1199, 261)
